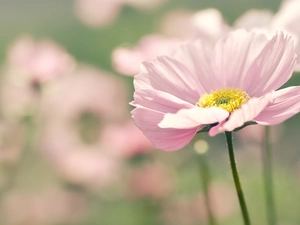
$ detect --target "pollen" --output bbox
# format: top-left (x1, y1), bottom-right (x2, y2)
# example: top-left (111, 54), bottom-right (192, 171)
top-left (196, 88), bottom-right (250, 113)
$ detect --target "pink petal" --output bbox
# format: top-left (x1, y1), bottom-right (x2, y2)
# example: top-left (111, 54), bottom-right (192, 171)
top-left (254, 86), bottom-right (300, 125)
top-left (212, 29), bottom-right (269, 89)
top-left (131, 89), bottom-right (198, 151)
top-left (245, 32), bottom-right (296, 97)
top-left (134, 56), bottom-right (203, 104)
top-left (131, 89), bottom-right (194, 113)
top-left (159, 107), bottom-right (229, 129)
top-left (172, 41), bottom-right (222, 92)
top-left (208, 93), bottom-right (273, 136)
top-left (132, 107), bottom-right (199, 151)
top-left (208, 120), bottom-right (226, 136)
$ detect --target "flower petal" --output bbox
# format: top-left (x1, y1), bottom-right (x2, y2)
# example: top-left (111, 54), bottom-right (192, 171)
top-left (159, 107), bottom-right (229, 129)
top-left (131, 89), bottom-right (199, 151)
top-left (254, 86), bottom-right (300, 125)
top-left (134, 55), bottom-right (203, 104)
top-left (208, 93), bottom-right (273, 136)
top-left (132, 107), bottom-right (199, 151)
top-left (131, 89), bottom-right (194, 113)
top-left (245, 31), bottom-right (296, 97)
top-left (172, 41), bottom-right (222, 92)
top-left (212, 29), bottom-right (269, 89)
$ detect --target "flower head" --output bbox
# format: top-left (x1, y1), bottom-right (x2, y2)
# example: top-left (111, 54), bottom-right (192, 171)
top-left (131, 30), bottom-right (300, 151)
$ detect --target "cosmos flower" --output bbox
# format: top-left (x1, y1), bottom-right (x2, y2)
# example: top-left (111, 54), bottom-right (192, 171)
top-left (131, 30), bottom-right (300, 151)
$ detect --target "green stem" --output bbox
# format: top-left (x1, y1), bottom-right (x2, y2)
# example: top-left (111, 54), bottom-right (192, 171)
top-left (196, 151), bottom-right (217, 225)
top-left (225, 132), bottom-right (251, 225)
top-left (262, 126), bottom-right (277, 225)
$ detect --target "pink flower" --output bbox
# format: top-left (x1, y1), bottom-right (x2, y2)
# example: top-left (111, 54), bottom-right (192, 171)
top-left (112, 35), bottom-right (180, 76)
top-left (159, 10), bottom-right (199, 39)
top-left (74, 0), bottom-right (122, 28)
top-left (131, 30), bottom-right (300, 151)
top-left (7, 36), bottom-right (75, 84)
top-left (74, 0), bottom-right (167, 28)
top-left (40, 66), bottom-right (128, 187)
top-left (191, 8), bottom-right (230, 44)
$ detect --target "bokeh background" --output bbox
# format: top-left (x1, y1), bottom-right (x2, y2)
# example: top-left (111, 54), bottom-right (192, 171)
top-left (0, 0), bottom-right (300, 225)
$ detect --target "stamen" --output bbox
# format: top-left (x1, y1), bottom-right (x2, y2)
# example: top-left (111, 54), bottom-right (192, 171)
top-left (196, 88), bottom-right (250, 113)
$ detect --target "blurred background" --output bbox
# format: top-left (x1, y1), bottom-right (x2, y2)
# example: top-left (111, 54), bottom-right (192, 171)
top-left (1, 0), bottom-right (300, 225)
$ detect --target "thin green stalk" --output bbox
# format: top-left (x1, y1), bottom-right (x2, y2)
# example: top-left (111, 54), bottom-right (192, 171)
top-left (225, 132), bottom-right (251, 225)
top-left (196, 149), bottom-right (217, 225)
top-left (262, 126), bottom-right (277, 225)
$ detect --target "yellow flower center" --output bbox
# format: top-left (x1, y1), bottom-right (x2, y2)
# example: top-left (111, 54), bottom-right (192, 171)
top-left (196, 88), bottom-right (250, 113)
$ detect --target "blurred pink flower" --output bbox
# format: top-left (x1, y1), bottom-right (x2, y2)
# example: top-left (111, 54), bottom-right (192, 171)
top-left (161, 183), bottom-right (237, 225)
top-left (101, 121), bottom-right (153, 158)
top-left (112, 35), bottom-right (180, 75)
top-left (1, 189), bottom-right (87, 225)
top-left (160, 10), bottom-right (198, 39)
top-left (160, 8), bottom-right (230, 44)
top-left (7, 36), bottom-right (75, 84)
top-left (41, 66), bottom-right (128, 187)
top-left (111, 8), bottom-right (258, 77)
top-left (74, 0), bottom-right (122, 28)
top-left (74, 0), bottom-right (167, 28)
top-left (191, 8), bottom-right (230, 44)
top-left (131, 30), bottom-right (300, 151)
top-left (112, 8), bottom-right (227, 76)
top-left (127, 162), bottom-right (174, 199)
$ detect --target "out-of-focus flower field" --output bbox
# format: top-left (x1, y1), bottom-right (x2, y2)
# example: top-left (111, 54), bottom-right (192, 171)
top-left (1, 0), bottom-right (300, 225)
